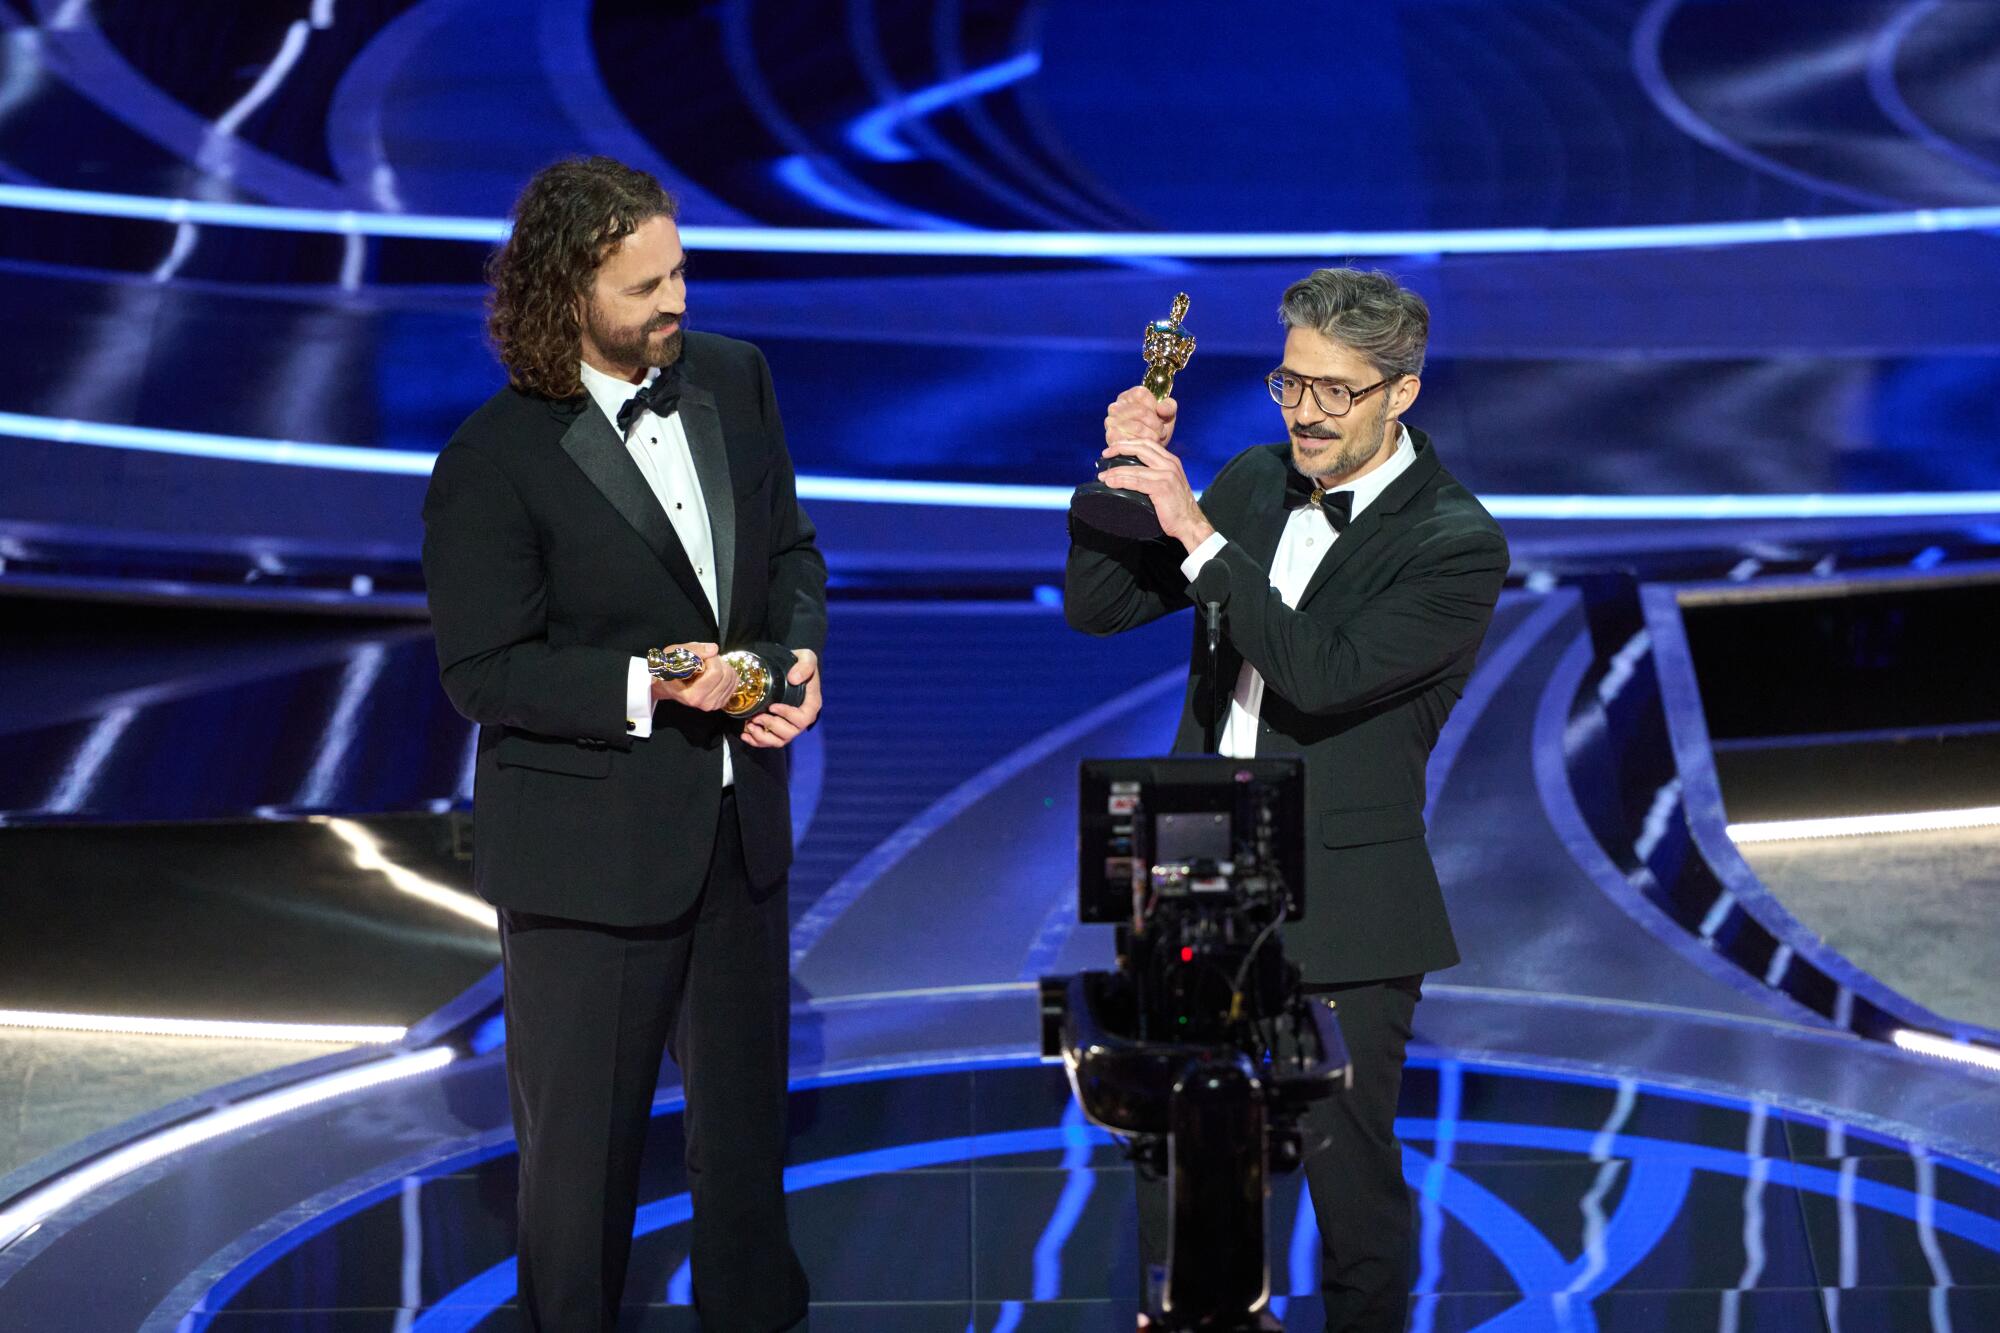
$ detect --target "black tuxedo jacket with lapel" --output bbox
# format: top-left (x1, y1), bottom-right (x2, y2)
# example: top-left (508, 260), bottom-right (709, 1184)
top-left (1065, 427), bottom-right (1508, 983)
top-left (422, 331), bottom-right (828, 927)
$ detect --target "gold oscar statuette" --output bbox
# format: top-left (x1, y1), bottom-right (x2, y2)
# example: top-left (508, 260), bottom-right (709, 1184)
top-left (1140, 291), bottom-right (1197, 399)
top-left (646, 646), bottom-right (804, 720)
top-left (1069, 292), bottom-right (1197, 540)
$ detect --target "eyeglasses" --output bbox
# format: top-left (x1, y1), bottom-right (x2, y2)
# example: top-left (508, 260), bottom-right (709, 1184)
top-left (1265, 370), bottom-right (1394, 417)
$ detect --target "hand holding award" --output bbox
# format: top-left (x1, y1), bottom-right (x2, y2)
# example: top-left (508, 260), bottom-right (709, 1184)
top-left (1069, 293), bottom-right (1197, 541)
top-left (648, 645), bottom-right (806, 720)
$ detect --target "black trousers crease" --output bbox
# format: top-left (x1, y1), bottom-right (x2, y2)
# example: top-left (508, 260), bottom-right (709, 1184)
top-left (499, 792), bottom-right (808, 1332)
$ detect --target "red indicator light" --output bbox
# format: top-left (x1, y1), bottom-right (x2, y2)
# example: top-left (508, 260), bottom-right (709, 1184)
top-left (1180, 947), bottom-right (1194, 963)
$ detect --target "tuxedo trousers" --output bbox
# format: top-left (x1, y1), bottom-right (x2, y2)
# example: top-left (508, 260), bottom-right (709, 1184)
top-left (499, 791), bottom-right (809, 1332)
top-left (1136, 974), bottom-right (1422, 1333)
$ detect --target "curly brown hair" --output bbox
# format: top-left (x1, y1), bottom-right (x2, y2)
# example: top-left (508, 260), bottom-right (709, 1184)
top-left (485, 156), bottom-right (678, 400)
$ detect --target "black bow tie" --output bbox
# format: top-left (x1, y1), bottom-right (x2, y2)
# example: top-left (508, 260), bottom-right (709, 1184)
top-left (615, 363), bottom-right (683, 435)
top-left (1281, 468), bottom-right (1354, 531)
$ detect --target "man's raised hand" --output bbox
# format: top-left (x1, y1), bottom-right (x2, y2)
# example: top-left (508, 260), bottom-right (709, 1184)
top-left (1103, 385), bottom-right (1176, 456)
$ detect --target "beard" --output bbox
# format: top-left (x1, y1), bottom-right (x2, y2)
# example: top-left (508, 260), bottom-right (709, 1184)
top-left (1291, 396), bottom-right (1392, 482)
top-left (587, 303), bottom-right (685, 371)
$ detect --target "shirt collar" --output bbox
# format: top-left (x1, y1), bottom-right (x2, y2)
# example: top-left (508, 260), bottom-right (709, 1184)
top-left (578, 359), bottom-right (659, 433)
top-left (1306, 422), bottom-right (1415, 522)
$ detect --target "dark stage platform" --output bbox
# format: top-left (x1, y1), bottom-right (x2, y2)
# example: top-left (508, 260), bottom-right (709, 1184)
top-left (4, 546), bottom-right (1999, 1332)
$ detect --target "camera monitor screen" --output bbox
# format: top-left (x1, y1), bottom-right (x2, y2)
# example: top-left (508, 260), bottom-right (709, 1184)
top-left (1077, 757), bottom-right (1307, 925)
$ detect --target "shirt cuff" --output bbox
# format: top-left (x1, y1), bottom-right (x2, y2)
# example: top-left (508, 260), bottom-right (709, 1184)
top-left (1179, 531), bottom-right (1228, 584)
top-left (625, 657), bottom-right (654, 739)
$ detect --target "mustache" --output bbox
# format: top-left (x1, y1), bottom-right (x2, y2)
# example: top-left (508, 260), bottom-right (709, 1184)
top-left (1292, 424), bottom-right (1340, 440)
top-left (649, 313), bottom-right (684, 333)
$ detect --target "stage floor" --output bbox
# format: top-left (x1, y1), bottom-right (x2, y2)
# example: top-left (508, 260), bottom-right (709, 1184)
top-left (184, 1056), bottom-right (2000, 1332)
top-left (3, 582), bottom-right (1997, 1332)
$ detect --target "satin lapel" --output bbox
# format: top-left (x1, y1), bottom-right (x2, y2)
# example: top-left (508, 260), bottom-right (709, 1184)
top-left (1226, 445), bottom-right (1291, 575)
top-left (676, 381), bottom-right (735, 639)
top-left (1297, 431), bottom-right (1441, 609)
top-left (556, 401), bottom-right (714, 629)
top-left (1203, 451), bottom-right (1284, 697)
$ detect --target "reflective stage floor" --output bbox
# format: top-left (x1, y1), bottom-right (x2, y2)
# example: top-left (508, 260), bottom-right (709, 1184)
top-left (4, 565), bottom-right (1999, 1332)
top-left (185, 1057), bottom-right (2000, 1332)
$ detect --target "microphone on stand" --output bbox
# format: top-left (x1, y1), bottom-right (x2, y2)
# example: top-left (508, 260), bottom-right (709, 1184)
top-left (1193, 560), bottom-right (1229, 754)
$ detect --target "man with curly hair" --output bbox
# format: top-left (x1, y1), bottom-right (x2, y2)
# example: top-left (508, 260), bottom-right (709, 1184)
top-left (422, 156), bottom-right (823, 1331)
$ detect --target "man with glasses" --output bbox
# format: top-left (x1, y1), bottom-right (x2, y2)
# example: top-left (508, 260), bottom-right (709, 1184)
top-left (1066, 267), bottom-right (1508, 1332)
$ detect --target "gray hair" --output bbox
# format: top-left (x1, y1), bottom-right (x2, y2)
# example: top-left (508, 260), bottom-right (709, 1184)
top-left (1277, 268), bottom-right (1429, 380)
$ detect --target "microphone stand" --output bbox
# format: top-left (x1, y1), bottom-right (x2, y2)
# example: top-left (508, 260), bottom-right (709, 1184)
top-left (1204, 602), bottom-right (1222, 753)
top-left (1194, 562), bottom-right (1228, 755)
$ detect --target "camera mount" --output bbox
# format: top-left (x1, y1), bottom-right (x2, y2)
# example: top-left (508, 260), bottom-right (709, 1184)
top-left (1042, 758), bottom-right (1349, 1331)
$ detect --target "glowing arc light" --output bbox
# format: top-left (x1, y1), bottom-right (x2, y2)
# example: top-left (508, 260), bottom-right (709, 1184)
top-left (0, 1047), bottom-right (453, 1254)
top-left (1727, 804), bottom-right (2000, 843)
top-left (0, 1009), bottom-right (405, 1043)
top-left (3, 182), bottom-right (1999, 256)
top-left (8, 408), bottom-right (2000, 520)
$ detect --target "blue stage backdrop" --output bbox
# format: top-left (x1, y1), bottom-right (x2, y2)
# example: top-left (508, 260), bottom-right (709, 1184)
top-left (2, 0), bottom-right (1998, 561)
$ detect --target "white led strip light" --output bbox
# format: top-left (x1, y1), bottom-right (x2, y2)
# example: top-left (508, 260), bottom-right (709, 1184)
top-left (0, 1046), bottom-right (453, 1253)
top-left (7, 409), bottom-right (2000, 519)
top-left (321, 817), bottom-right (496, 930)
top-left (1726, 805), bottom-right (2000, 843)
top-left (4, 182), bottom-right (2000, 255)
top-left (0, 1009), bottom-right (406, 1043)
top-left (1893, 1029), bottom-right (2000, 1074)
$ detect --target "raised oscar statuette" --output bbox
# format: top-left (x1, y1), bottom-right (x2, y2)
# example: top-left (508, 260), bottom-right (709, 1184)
top-left (1068, 292), bottom-right (1197, 541)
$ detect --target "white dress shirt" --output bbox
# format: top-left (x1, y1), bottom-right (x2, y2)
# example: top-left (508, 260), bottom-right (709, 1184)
top-left (1180, 424), bottom-right (1416, 758)
top-left (578, 359), bottom-right (731, 787)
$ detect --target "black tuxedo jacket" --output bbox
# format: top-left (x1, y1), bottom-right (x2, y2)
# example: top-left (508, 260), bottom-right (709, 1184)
top-left (1065, 427), bottom-right (1507, 983)
top-left (422, 331), bottom-right (827, 927)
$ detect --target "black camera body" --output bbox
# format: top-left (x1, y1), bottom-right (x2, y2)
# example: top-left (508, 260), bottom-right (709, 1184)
top-left (1043, 758), bottom-right (1348, 1331)
top-left (1078, 757), bottom-right (1307, 1047)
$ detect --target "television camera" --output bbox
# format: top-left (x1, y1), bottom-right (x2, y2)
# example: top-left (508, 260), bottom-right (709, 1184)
top-left (1040, 758), bottom-right (1349, 1330)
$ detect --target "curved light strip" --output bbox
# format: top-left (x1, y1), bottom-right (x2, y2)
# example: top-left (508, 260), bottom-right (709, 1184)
top-left (3, 181), bottom-right (1998, 255)
top-left (0, 184), bottom-right (506, 242)
top-left (1728, 804), bottom-right (2000, 843)
top-left (0, 1008), bottom-right (405, 1044)
top-left (0, 409), bottom-right (436, 474)
top-left (320, 817), bottom-right (497, 930)
top-left (1894, 1029), bottom-right (2000, 1073)
top-left (1630, 0), bottom-right (1905, 213)
top-left (770, 154), bottom-right (966, 230)
top-left (848, 52), bottom-right (1043, 161)
top-left (0, 1046), bottom-right (452, 1254)
top-left (165, 1048), bottom-right (2000, 1332)
top-left (404, 1111), bottom-right (2000, 1333)
top-left (1471, 492), bottom-right (2000, 520)
top-left (1866, 0), bottom-right (2000, 189)
top-left (9, 409), bottom-right (2000, 520)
